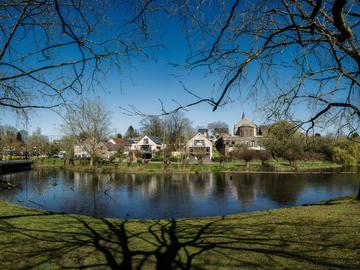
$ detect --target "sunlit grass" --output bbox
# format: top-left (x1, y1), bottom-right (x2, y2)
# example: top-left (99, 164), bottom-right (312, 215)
top-left (0, 197), bottom-right (359, 269)
top-left (33, 158), bottom-right (343, 174)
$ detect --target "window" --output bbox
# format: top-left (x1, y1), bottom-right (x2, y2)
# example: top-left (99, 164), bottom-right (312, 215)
top-left (194, 140), bottom-right (205, 146)
top-left (143, 138), bottom-right (149, 144)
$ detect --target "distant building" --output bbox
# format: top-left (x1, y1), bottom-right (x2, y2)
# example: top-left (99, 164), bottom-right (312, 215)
top-left (74, 144), bottom-right (91, 159)
top-left (126, 138), bottom-right (139, 151)
top-left (186, 131), bottom-right (213, 162)
top-left (221, 113), bottom-right (267, 152)
top-left (108, 138), bottom-right (126, 145)
top-left (135, 135), bottom-right (165, 158)
top-left (74, 138), bottom-right (133, 160)
top-left (234, 112), bottom-right (257, 137)
top-left (107, 138), bottom-right (132, 154)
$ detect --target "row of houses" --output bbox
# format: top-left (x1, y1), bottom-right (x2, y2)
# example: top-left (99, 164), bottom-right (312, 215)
top-left (74, 135), bottom-right (165, 160)
top-left (74, 113), bottom-right (266, 162)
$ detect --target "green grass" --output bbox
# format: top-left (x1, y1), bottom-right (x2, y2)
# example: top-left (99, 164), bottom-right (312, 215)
top-left (267, 160), bottom-right (342, 170)
top-left (33, 158), bottom-right (343, 174)
top-left (0, 197), bottom-right (359, 269)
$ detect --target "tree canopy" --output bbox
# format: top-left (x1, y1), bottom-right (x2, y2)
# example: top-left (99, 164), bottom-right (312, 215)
top-left (207, 121), bottom-right (229, 136)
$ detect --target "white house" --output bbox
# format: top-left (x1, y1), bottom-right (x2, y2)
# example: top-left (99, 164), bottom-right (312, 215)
top-left (135, 135), bottom-right (165, 158)
top-left (186, 132), bottom-right (213, 161)
top-left (74, 144), bottom-right (91, 159)
top-left (126, 138), bottom-right (139, 151)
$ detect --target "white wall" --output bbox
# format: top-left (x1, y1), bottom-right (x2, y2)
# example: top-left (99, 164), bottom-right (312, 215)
top-left (136, 136), bottom-right (163, 152)
top-left (186, 133), bottom-right (213, 159)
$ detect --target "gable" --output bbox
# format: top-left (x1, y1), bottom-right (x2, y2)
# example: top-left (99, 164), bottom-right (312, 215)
top-left (136, 135), bottom-right (161, 146)
top-left (187, 133), bottom-right (212, 147)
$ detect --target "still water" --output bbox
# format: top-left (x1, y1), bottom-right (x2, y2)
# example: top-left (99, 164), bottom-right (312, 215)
top-left (0, 169), bottom-right (359, 219)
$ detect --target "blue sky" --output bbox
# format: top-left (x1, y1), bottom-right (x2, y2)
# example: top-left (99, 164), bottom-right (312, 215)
top-left (1, 2), bottom-right (316, 137)
top-left (1, 7), bottom-right (267, 137)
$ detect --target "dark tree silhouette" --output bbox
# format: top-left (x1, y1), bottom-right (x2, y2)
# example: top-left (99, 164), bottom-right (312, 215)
top-left (0, 1), bottom-right (148, 116)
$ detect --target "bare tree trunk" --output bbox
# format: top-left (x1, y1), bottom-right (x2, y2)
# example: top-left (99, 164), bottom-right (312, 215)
top-left (356, 181), bottom-right (360, 200)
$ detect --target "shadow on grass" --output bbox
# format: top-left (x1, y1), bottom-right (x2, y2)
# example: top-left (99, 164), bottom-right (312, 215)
top-left (0, 209), bottom-right (359, 269)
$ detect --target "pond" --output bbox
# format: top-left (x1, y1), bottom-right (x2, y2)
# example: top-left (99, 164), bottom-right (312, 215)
top-left (0, 169), bottom-right (359, 219)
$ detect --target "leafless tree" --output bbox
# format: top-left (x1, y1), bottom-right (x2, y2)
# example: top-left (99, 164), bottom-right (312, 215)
top-left (191, 147), bottom-right (208, 165)
top-left (63, 98), bottom-right (111, 166)
top-left (207, 121), bottom-right (229, 137)
top-left (231, 145), bottom-right (255, 168)
top-left (163, 111), bottom-right (193, 147)
top-left (0, 0), bottom-right (147, 117)
top-left (59, 134), bottom-right (76, 165)
top-left (27, 127), bottom-right (50, 156)
top-left (126, 0), bottom-right (359, 138)
top-left (187, 0), bottom-right (359, 136)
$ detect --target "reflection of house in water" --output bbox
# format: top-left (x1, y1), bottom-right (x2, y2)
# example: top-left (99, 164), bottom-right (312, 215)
top-left (137, 175), bottom-right (159, 198)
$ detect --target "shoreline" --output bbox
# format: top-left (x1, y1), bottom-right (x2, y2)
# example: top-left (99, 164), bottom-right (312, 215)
top-left (32, 165), bottom-right (358, 174)
top-left (33, 165), bottom-right (359, 174)
top-left (31, 158), bottom-right (351, 174)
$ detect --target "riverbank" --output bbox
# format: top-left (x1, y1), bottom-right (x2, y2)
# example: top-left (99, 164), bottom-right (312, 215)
top-left (0, 197), bottom-right (359, 269)
top-left (33, 158), bottom-right (344, 174)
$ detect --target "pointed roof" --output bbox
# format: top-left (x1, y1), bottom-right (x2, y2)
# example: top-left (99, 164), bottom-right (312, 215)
top-left (148, 136), bottom-right (163, 145)
top-left (109, 138), bottom-right (128, 145)
top-left (186, 132), bottom-right (212, 147)
top-left (105, 142), bottom-right (124, 151)
top-left (136, 135), bottom-right (163, 145)
top-left (234, 114), bottom-right (256, 129)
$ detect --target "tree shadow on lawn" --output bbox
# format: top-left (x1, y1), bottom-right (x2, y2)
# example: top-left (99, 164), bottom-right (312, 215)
top-left (0, 209), bottom-right (359, 269)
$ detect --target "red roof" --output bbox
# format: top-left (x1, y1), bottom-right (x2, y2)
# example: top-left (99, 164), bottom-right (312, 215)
top-left (110, 138), bottom-right (128, 145)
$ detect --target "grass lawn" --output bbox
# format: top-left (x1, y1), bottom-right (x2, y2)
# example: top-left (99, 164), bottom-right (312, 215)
top-left (0, 197), bottom-right (359, 269)
top-left (33, 158), bottom-right (343, 174)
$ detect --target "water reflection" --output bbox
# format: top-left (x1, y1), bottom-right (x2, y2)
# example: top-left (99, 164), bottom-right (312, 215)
top-left (0, 170), bottom-right (358, 219)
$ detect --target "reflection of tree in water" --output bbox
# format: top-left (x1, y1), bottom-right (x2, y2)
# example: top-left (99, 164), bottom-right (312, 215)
top-left (147, 174), bottom-right (193, 211)
top-left (211, 173), bottom-right (229, 201)
top-left (191, 173), bottom-right (213, 197)
top-left (258, 174), bottom-right (307, 205)
top-left (1, 170), bottom-right (359, 218)
top-left (28, 170), bottom-right (52, 196)
top-left (0, 172), bottom-right (23, 201)
top-left (124, 174), bottom-right (147, 196)
top-left (55, 172), bottom-right (112, 216)
top-left (227, 174), bottom-right (257, 208)
top-left (308, 173), bottom-right (358, 194)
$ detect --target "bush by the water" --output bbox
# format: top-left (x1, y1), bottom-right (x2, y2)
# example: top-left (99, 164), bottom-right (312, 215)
top-left (260, 121), bottom-right (360, 166)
